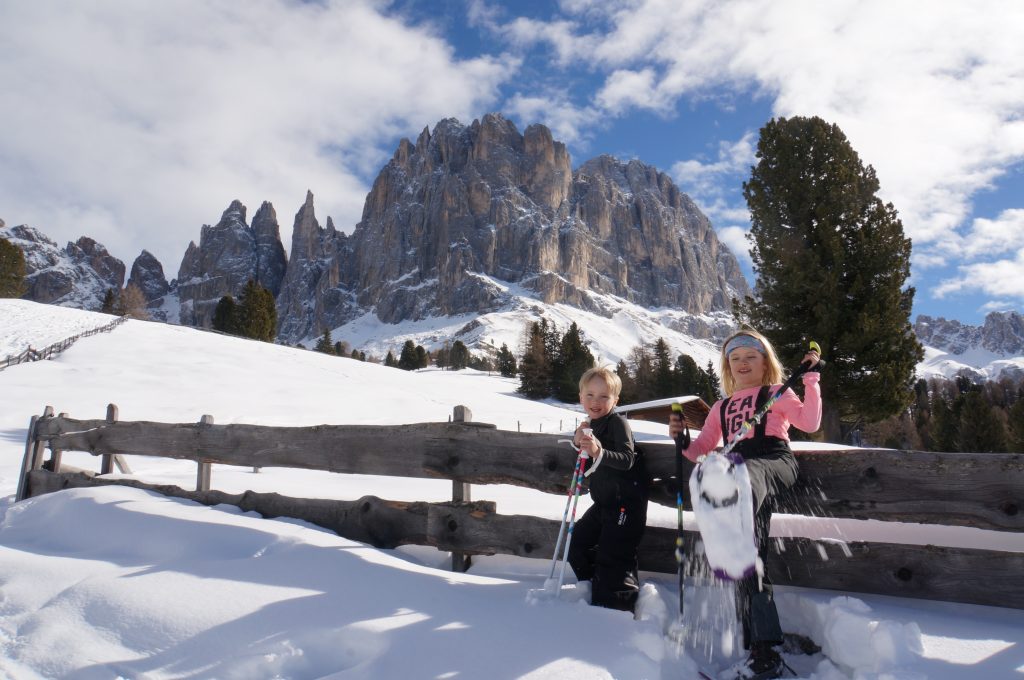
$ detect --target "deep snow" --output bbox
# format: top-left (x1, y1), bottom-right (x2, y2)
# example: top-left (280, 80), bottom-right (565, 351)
top-left (1, 299), bottom-right (1022, 679)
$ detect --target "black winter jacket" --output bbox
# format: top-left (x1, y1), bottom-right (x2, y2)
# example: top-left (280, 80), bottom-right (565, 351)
top-left (585, 411), bottom-right (648, 506)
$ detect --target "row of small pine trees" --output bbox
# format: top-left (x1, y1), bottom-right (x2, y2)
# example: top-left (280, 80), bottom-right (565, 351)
top-left (863, 374), bottom-right (1024, 453)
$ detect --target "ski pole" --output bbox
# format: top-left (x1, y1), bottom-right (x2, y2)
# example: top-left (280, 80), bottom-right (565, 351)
top-left (556, 451), bottom-right (590, 592)
top-left (717, 341), bottom-right (824, 459)
top-left (547, 449), bottom-right (584, 581)
top-left (671, 402), bottom-right (691, 621)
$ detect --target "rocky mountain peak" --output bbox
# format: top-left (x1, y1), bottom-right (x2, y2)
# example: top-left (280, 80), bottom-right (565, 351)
top-left (0, 223), bottom-right (124, 310)
top-left (176, 199), bottom-right (287, 327)
top-left (915, 311), bottom-right (1024, 357)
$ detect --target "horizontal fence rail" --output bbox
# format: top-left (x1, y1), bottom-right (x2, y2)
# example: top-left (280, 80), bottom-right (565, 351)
top-left (17, 404), bottom-right (1024, 610)
top-left (1, 316), bottom-right (126, 372)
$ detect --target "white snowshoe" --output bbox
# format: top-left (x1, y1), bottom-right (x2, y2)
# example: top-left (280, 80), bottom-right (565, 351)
top-left (689, 452), bottom-right (759, 580)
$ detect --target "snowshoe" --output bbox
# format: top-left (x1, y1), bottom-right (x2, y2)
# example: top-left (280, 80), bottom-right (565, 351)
top-left (689, 451), bottom-right (758, 580)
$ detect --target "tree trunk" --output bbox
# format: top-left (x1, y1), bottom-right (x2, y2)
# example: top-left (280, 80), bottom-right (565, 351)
top-left (822, 402), bottom-right (843, 443)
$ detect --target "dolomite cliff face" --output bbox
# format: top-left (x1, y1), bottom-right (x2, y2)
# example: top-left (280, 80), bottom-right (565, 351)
top-left (275, 113), bottom-right (750, 342)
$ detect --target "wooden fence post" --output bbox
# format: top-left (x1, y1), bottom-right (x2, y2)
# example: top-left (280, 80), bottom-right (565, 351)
top-left (197, 415), bottom-right (213, 492)
top-left (15, 415), bottom-right (40, 502)
top-left (100, 405), bottom-right (118, 475)
top-left (451, 405), bottom-right (473, 573)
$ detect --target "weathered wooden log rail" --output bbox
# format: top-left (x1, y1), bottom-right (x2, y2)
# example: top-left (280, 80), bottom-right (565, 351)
top-left (1, 315), bottom-right (126, 372)
top-left (16, 404), bottom-right (1024, 610)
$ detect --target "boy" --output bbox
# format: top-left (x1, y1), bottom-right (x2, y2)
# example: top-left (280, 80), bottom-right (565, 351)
top-left (568, 367), bottom-right (648, 612)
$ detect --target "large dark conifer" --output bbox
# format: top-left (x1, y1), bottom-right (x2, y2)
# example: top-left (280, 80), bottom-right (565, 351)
top-left (740, 116), bottom-right (922, 441)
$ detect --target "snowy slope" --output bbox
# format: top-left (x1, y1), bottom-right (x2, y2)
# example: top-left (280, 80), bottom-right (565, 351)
top-left (0, 300), bottom-right (1022, 679)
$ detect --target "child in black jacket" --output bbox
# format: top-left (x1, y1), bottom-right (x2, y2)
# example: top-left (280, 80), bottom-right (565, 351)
top-left (568, 366), bottom-right (648, 613)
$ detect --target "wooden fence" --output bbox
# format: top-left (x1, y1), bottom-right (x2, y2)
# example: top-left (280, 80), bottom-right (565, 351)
top-left (1, 316), bottom-right (127, 372)
top-left (16, 403), bottom-right (1024, 610)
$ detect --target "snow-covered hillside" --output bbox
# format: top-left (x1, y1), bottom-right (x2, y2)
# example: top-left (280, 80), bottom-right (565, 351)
top-left (325, 276), bottom-right (729, 369)
top-left (1, 300), bottom-right (1022, 679)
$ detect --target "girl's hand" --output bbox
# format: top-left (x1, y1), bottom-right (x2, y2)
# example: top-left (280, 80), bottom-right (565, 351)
top-left (802, 349), bottom-right (821, 370)
top-left (668, 412), bottom-right (685, 440)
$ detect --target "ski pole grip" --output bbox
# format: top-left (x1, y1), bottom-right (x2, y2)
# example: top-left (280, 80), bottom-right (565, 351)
top-left (799, 341), bottom-right (825, 372)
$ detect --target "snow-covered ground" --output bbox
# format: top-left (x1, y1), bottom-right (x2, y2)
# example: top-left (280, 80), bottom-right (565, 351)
top-left (1, 299), bottom-right (1022, 679)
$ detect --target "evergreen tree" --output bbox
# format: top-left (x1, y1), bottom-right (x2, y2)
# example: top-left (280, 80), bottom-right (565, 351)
top-left (929, 395), bottom-right (959, 452)
top-left (496, 343), bottom-right (518, 377)
top-left (673, 354), bottom-right (701, 396)
top-left (212, 295), bottom-right (237, 334)
top-left (314, 329), bottom-right (336, 354)
top-left (384, 350), bottom-right (397, 368)
top-left (553, 322), bottom-right (595, 402)
top-left (518, 322), bottom-right (551, 398)
top-left (398, 340), bottom-right (419, 370)
top-left (700, 360), bottom-right (722, 404)
top-left (449, 340), bottom-right (470, 370)
top-left (1007, 398), bottom-right (1024, 453)
top-left (629, 345), bottom-right (655, 403)
top-left (236, 279), bottom-right (276, 342)
top-left (739, 116), bottom-right (923, 442)
top-left (652, 338), bottom-right (674, 398)
top-left (616, 359), bottom-right (637, 404)
top-left (101, 289), bottom-right (118, 314)
top-left (415, 345), bottom-right (429, 369)
top-left (334, 340), bottom-right (350, 356)
top-left (957, 391), bottom-right (1007, 453)
top-left (0, 238), bottom-right (27, 298)
top-left (435, 342), bottom-right (450, 369)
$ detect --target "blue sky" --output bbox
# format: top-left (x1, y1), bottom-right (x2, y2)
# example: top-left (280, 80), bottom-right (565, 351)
top-left (2, 0), bottom-right (1022, 325)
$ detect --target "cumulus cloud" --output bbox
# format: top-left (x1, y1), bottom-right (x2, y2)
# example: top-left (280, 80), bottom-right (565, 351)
top-left (0, 0), bottom-right (514, 271)
top-left (475, 0), bottom-right (1024, 310)
top-left (934, 248), bottom-right (1024, 300)
top-left (716, 225), bottom-right (753, 269)
top-left (669, 133), bottom-right (755, 225)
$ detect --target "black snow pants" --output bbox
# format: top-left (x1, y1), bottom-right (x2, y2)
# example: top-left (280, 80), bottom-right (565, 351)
top-left (567, 479), bottom-right (648, 612)
top-left (732, 437), bottom-right (799, 649)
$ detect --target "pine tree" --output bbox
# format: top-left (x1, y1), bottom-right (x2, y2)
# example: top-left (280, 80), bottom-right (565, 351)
top-left (739, 116), bottom-right (923, 441)
top-left (101, 289), bottom-right (118, 315)
top-left (236, 279), bottom-right (277, 342)
top-left (652, 338), bottom-right (674, 398)
top-left (1008, 398), bottom-right (1024, 453)
top-left (0, 238), bottom-right (27, 298)
top-left (384, 350), bottom-right (397, 368)
top-left (700, 360), bottom-right (722, 405)
top-left (415, 345), bottom-right (429, 369)
top-left (213, 295), bottom-right (237, 334)
top-left (553, 322), bottom-right (595, 402)
top-left (449, 340), bottom-right (470, 370)
top-left (497, 343), bottom-right (518, 377)
top-left (435, 342), bottom-right (450, 369)
top-left (398, 340), bottom-right (419, 370)
top-left (616, 359), bottom-right (637, 404)
top-left (673, 354), bottom-right (701, 396)
top-left (929, 395), bottom-right (959, 452)
top-left (518, 322), bottom-right (551, 398)
top-left (629, 345), bottom-right (655, 403)
top-left (957, 391), bottom-right (1007, 453)
top-left (314, 329), bottom-right (336, 354)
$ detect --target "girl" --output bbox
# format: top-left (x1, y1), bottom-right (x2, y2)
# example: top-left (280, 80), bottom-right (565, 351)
top-left (670, 329), bottom-right (820, 680)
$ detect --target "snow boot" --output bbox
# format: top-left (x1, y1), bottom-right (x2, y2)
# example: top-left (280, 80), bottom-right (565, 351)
top-left (722, 642), bottom-right (784, 679)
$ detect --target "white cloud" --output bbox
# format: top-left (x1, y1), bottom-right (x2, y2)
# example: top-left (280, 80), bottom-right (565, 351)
top-left (934, 248), bottom-right (1024, 300)
top-left (716, 225), bottom-right (753, 269)
top-left (0, 0), bottom-right (514, 272)
top-left (504, 92), bottom-right (600, 148)
top-left (957, 209), bottom-right (1024, 259)
top-left (978, 300), bottom-right (1017, 313)
top-left (487, 1), bottom-right (1024, 252)
top-left (669, 133), bottom-right (755, 226)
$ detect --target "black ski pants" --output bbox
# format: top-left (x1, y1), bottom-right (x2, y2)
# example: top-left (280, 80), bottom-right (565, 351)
top-left (733, 439), bottom-right (799, 649)
top-left (567, 487), bottom-right (648, 612)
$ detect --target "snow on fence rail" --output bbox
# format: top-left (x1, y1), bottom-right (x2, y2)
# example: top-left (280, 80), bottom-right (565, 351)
top-left (17, 403), bottom-right (1024, 610)
top-left (1, 316), bottom-right (127, 372)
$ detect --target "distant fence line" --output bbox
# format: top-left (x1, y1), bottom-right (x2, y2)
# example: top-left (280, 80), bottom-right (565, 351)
top-left (16, 403), bottom-right (1024, 610)
top-left (1, 316), bottom-right (127, 372)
